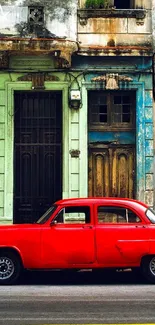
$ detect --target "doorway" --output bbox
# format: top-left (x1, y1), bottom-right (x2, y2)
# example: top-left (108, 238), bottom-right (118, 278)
top-left (88, 90), bottom-right (136, 198)
top-left (14, 91), bottom-right (62, 223)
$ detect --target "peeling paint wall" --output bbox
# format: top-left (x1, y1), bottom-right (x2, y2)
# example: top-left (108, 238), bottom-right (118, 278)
top-left (152, 0), bottom-right (155, 209)
top-left (0, 55), bottom-right (153, 223)
top-left (0, 85), bottom-right (6, 222)
top-left (78, 0), bottom-right (152, 48)
top-left (71, 56), bottom-right (154, 206)
top-left (0, 0), bottom-right (154, 223)
top-left (152, 0), bottom-right (155, 48)
top-left (78, 15), bottom-right (152, 48)
top-left (0, 0), bottom-right (78, 40)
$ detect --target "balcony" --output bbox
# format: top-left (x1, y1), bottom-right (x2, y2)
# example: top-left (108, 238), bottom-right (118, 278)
top-left (77, 5), bottom-right (152, 56)
top-left (78, 8), bottom-right (146, 25)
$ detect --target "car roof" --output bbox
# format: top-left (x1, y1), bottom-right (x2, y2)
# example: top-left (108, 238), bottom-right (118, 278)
top-left (55, 197), bottom-right (149, 208)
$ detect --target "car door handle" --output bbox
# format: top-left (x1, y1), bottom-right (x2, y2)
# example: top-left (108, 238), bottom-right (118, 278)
top-left (82, 226), bottom-right (93, 229)
top-left (135, 225), bottom-right (146, 228)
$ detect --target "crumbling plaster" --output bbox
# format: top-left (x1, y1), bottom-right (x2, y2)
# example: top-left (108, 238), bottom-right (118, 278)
top-left (0, 0), bottom-right (78, 40)
top-left (152, 0), bottom-right (155, 49)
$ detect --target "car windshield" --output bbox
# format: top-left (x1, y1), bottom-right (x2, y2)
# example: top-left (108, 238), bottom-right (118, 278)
top-left (146, 208), bottom-right (155, 224)
top-left (36, 205), bottom-right (57, 224)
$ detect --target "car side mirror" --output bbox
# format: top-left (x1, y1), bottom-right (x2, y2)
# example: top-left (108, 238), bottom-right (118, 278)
top-left (50, 220), bottom-right (57, 226)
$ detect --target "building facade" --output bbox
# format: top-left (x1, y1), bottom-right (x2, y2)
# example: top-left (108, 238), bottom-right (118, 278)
top-left (0, 0), bottom-right (154, 224)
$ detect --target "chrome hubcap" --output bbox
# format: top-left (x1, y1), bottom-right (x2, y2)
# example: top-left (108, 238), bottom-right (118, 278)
top-left (149, 257), bottom-right (155, 276)
top-left (0, 257), bottom-right (14, 280)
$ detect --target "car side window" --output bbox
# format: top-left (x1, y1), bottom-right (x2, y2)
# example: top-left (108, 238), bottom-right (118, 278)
top-left (97, 206), bottom-right (141, 224)
top-left (53, 206), bottom-right (90, 224)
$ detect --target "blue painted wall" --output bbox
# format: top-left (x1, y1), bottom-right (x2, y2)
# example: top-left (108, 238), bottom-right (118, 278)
top-left (73, 56), bottom-right (154, 205)
top-left (89, 131), bottom-right (135, 144)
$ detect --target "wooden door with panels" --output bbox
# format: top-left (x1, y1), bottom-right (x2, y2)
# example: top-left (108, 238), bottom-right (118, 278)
top-left (88, 145), bottom-right (135, 198)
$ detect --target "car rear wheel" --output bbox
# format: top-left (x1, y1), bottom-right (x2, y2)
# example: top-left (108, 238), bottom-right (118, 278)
top-left (141, 256), bottom-right (155, 283)
top-left (0, 251), bottom-right (21, 285)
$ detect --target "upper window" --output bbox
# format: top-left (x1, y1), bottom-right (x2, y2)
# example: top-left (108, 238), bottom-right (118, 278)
top-left (81, 0), bottom-right (134, 9)
top-left (97, 206), bottom-right (141, 224)
top-left (28, 6), bottom-right (44, 33)
top-left (114, 0), bottom-right (131, 9)
top-left (53, 206), bottom-right (91, 224)
top-left (88, 91), bottom-right (135, 130)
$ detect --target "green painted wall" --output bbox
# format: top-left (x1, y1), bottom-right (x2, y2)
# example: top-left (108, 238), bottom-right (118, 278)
top-left (0, 55), bottom-right (87, 224)
top-left (0, 78), bottom-right (7, 223)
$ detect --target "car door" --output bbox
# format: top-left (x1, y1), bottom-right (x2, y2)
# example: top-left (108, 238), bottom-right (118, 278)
top-left (40, 205), bottom-right (95, 267)
top-left (95, 204), bottom-right (150, 267)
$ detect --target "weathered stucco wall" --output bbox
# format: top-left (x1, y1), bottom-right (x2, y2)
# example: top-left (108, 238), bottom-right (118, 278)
top-left (0, 55), bottom-right (86, 223)
top-left (0, 56), bottom-right (154, 224)
top-left (152, 0), bottom-right (155, 48)
top-left (78, 15), bottom-right (152, 48)
top-left (152, 0), bottom-right (155, 211)
top-left (78, 0), bottom-right (152, 48)
top-left (72, 56), bottom-right (154, 205)
top-left (0, 0), bottom-right (78, 40)
top-left (0, 1), bottom-right (154, 223)
top-left (0, 76), bottom-right (6, 222)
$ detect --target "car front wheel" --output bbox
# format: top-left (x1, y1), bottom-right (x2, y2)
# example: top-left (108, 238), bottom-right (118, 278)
top-left (0, 251), bottom-right (21, 285)
top-left (141, 256), bottom-right (155, 283)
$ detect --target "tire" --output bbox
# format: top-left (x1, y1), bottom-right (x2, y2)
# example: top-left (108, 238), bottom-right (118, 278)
top-left (0, 250), bottom-right (21, 285)
top-left (141, 256), bottom-right (155, 284)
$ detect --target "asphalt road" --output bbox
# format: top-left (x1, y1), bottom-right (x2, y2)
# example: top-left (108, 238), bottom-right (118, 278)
top-left (0, 270), bottom-right (155, 325)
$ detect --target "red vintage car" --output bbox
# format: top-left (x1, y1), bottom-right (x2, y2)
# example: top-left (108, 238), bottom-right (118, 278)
top-left (1, 197), bottom-right (155, 284)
